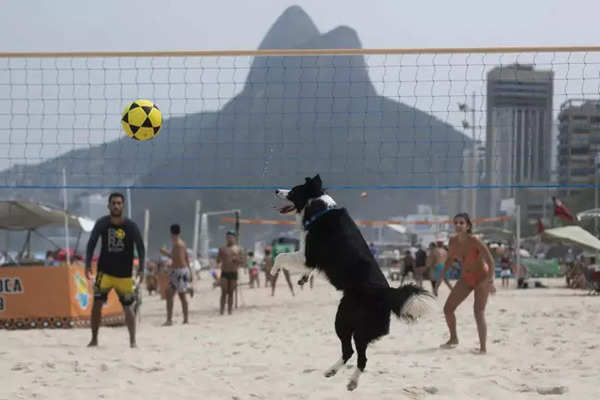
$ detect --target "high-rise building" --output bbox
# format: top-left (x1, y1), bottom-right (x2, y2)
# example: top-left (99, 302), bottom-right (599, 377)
top-left (557, 99), bottom-right (600, 198)
top-left (486, 64), bottom-right (554, 216)
top-left (459, 147), bottom-right (477, 215)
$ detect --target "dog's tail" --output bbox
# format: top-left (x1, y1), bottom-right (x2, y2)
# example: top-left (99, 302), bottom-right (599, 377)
top-left (384, 285), bottom-right (432, 322)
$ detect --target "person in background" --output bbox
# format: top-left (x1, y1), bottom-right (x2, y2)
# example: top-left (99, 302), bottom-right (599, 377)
top-left (565, 248), bottom-right (575, 268)
top-left (159, 224), bottom-right (191, 325)
top-left (247, 251), bottom-right (260, 288)
top-left (426, 242), bottom-right (453, 296)
top-left (400, 250), bottom-right (415, 285)
top-left (45, 250), bottom-right (58, 266)
top-left (433, 241), bottom-right (452, 295)
top-left (414, 244), bottom-right (427, 288)
top-left (145, 260), bottom-right (158, 295)
top-left (369, 242), bottom-right (377, 258)
top-left (216, 231), bottom-right (243, 315)
top-left (500, 253), bottom-right (511, 288)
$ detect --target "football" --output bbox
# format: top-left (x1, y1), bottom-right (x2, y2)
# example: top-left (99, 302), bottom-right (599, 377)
top-left (121, 99), bottom-right (162, 141)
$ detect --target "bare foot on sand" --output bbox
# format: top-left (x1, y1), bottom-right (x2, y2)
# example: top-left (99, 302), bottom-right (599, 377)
top-left (440, 340), bottom-right (458, 349)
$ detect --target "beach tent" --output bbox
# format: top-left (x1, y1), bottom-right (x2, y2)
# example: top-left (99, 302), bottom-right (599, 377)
top-left (0, 200), bottom-right (95, 262)
top-left (0, 200), bottom-right (94, 231)
top-left (541, 226), bottom-right (600, 252)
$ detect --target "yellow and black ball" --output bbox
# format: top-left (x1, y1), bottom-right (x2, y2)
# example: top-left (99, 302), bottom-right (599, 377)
top-left (121, 99), bottom-right (162, 141)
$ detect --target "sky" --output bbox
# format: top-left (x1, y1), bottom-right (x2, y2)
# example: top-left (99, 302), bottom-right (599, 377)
top-left (1, 0), bottom-right (599, 175)
top-left (1, 0), bottom-right (599, 52)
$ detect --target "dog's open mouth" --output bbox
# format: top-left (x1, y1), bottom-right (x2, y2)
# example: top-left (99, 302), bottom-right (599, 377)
top-left (279, 204), bottom-right (296, 214)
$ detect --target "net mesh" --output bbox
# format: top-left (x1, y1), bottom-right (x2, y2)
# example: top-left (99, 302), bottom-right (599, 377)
top-left (0, 48), bottom-right (599, 191)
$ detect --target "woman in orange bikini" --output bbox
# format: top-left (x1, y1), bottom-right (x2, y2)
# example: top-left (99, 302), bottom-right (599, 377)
top-left (435, 213), bottom-right (496, 354)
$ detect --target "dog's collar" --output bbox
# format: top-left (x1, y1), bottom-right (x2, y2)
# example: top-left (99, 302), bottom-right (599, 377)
top-left (303, 207), bottom-right (336, 230)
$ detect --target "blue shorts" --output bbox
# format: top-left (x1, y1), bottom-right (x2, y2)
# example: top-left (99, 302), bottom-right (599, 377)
top-left (433, 263), bottom-right (444, 280)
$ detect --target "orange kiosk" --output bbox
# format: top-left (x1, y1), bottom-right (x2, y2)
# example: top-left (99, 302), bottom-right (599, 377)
top-left (0, 264), bottom-right (123, 329)
top-left (0, 201), bottom-right (124, 329)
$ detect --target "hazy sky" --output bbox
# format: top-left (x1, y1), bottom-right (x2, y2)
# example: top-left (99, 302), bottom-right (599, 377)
top-left (1, 0), bottom-right (598, 52)
top-left (1, 0), bottom-right (598, 175)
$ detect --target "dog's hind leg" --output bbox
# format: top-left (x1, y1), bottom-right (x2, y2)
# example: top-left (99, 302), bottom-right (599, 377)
top-left (347, 334), bottom-right (369, 391)
top-left (324, 300), bottom-right (354, 378)
top-left (324, 330), bottom-right (353, 378)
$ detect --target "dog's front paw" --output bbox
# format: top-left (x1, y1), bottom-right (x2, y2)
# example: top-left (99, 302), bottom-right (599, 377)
top-left (298, 274), bottom-right (309, 286)
top-left (324, 358), bottom-right (345, 378)
top-left (324, 368), bottom-right (337, 378)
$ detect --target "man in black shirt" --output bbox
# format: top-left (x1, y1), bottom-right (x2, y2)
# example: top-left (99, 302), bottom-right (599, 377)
top-left (85, 192), bottom-right (145, 348)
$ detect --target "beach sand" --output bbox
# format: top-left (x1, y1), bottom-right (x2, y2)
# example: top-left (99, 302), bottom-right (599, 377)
top-left (1, 276), bottom-right (599, 400)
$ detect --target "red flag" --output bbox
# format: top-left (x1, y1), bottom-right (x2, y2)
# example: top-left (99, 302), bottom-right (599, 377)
top-left (536, 217), bottom-right (545, 233)
top-left (552, 197), bottom-right (574, 222)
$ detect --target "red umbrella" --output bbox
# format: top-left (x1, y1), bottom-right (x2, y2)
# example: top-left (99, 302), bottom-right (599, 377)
top-left (56, 249), bottom-right (74, 260)
top-left (56, 249), bottom-right (82, 261)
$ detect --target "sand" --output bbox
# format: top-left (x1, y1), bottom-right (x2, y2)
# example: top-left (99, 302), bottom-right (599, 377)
top-left (1, 276), bottom-right (599, 400)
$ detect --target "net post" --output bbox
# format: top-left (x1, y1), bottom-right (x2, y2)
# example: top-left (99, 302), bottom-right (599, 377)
top-left (192, 200), bottom-right (201, 269)
top-left (62, 168), bottom-right (70, 266)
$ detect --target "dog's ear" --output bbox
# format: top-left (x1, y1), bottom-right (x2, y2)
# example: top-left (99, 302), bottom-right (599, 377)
top-left (311, 174), bottom-right (322, 190)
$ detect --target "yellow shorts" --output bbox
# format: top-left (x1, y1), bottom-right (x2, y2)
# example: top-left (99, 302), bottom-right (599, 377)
top-left (94, 271), bottom-right (135, 305)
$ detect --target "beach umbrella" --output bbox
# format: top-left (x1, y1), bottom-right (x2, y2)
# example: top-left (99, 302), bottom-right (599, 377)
top-left (541, 226), bottom-right (600, 252)
top-left (576, 208), bottom-right (600, 221)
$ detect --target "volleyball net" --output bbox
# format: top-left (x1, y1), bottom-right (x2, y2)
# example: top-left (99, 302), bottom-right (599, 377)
top-left (0, 47), bottom-right (599, 192)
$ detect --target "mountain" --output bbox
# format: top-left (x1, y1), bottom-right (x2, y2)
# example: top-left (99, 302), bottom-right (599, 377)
top-left (256, 5), bottom-right (320, 49)
top-left (1, 6), bottom-right (469, 253)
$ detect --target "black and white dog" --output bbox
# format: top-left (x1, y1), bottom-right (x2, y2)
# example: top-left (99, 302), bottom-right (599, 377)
top-left (272, 175), bottom-right (430, 391)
